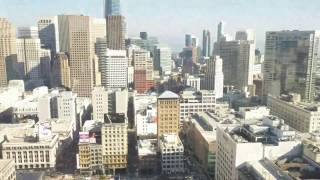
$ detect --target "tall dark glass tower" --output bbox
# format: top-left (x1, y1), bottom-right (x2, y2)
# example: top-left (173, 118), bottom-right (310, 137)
top-left (104, 0), bottom-right (121, 17)
top-left (202, 30), bottom-right (211, 57)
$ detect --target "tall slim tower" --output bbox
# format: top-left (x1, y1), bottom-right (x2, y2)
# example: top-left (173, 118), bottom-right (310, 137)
top-left (202, 30), bottom-right (211, 57)
top-left (217, 21), bottom-right (225, 42)
top-left (58, 15), bottom-right (94, 97)
top-left (0, 18), bottom-right (17, 87)
top-left (263, 30), bottom-right (320, 102)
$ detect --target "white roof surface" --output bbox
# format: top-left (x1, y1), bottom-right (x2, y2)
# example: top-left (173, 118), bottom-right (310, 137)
top-left (158, 91), bottom-right (180, 99)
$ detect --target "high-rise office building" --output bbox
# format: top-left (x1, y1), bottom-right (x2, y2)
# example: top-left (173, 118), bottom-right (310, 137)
top-left (185, 34), bottom-right (193, 47)
top-left (182, 46), bottom-right (198, 74)
top-left (202, 30), bottom-right (211, 57)
top-left (58, 15), bottom-right (94, 97)
top-left (101, 49), bottom-right (128, 89)
top-left (214, 30), bottom-right (255, 91)
top-left (104, 0), bottom-right (121, 17)
top-left (106, 15), bottom-right (126, 50)
top-left (0, 18), bottom-right (17, 87)
top-left (202, 56), bottom-right (224, 98)
top-left (157, 91), bottom-right (180, 139)
top-left (38, 16), bottom-right (59, 54)
top-left (51, 53), bottom-right (71, 89)
top-left (235, 29), bottom-right (255, 41)
top-left (16, 38), bottom-right (43, 81)
top-left (154, 44), bottom-right (172, 75)
top-left (90, 18), bottom-right (106, 53)
top-left (263, 30), bottom-right (320, 102)
top-left (133, 50), bottom-right (154, 93)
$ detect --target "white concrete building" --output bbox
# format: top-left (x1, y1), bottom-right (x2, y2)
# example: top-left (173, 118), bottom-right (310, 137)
top-left (136, 104), bottom-right (157, 137)
top-left (92, 86), bottom-right (108, 122)
top-left (1, 125), bottom-right (59, 170)
top-left (134, 93), bottom-right (158, 136)
top-left (215, 115), bottom-right (301, 180)
top-left (0, 80), bottom-right (24, 114)
top-left (53, 91), bottom-right (77, 131)
top-left (111, 88), bottom-right (128, 115)
top-left (238, 106), bottom-right (270, 120)
top-left (184, 75), bottom-right (201, 91)
top-left (268, 95), bottom-right (320, 133)
top-left (180, 88), bottom-right (216, 122)
top-left (159, 133), bottom-right (185, 174)
top-left (101, 49), bottom-right (128, 89)
top-left (0, 159), bottom-right (16, 180)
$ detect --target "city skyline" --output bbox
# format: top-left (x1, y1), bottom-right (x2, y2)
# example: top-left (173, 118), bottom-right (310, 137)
top-left (1, 0), bottom-right (320, 51)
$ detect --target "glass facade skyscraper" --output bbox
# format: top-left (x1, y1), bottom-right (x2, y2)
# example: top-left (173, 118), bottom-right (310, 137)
top-left (104, 0), bottom-right (121, 17)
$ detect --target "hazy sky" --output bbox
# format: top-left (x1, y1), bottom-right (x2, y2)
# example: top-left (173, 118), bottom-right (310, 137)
top-left (1, 0), bottom-right (320, 52)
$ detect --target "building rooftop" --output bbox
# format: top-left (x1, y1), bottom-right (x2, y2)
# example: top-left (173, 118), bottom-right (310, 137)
top-left (275, 156), bottom-right (320, 179)
top-left (158, 90), bottom-right (180, 99)
top-left (238, 159), bottom-right (292, 180)
top-left (227, 115), bottom-right (296, 144)
top-left (160, 133), bottom-right (183, 149)
top-left (138, 139), bottom-right (157, 156)
top-left (104, 113), bottom-right (127, 124)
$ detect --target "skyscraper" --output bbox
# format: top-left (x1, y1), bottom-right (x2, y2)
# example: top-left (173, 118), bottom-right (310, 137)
top-left (104, 0), bottom-right (121, 17)
top-left (182, 47), bottom-right (198, 74)
top-left (263, 30), bottom-right (320, 102)
top-left (133, 49), bottom-right (154, 93)
top-left (203, 56), bottom-right (224, 98)
top-left (202, 30), bottom-right (211, 57)
top-left (214, 29), bottom-right (255, 92)
top-left (185, 34), bottom-right (192, 47)
top-left (51, 53), bottom-right (71, 89)
top-left (58, 15), bottom-right (94, 97)
top-left (90, 18), bottom-right (106, 53)
top-left (101, 49), bottom-right (128, 89)
top-left (106, 15), bottom-right (126, 50)
top-left (38, 16), bottom-right (59, 54)
top-left (16, 38), bottom-right (43, 81)
top-left (0, 18), bottom-right (17, 87)
top-left (154, 44), bottom-right (172, 75)
top-left (157, 91), bottom-right (180, 139)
